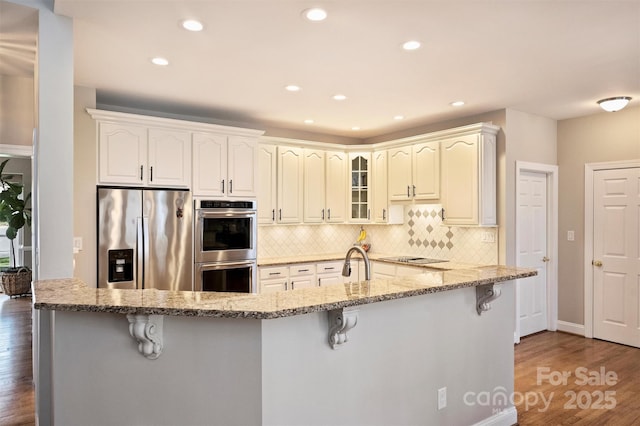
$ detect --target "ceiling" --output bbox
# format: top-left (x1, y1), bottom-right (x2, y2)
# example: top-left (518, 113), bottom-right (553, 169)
top-left (0, 1), bottom-right (37, 77)
top-left (3, 1), bottom-right (640, 139)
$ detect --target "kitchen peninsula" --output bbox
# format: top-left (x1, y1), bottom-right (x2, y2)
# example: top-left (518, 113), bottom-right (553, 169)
top-left (34, 264), bottom-right (535, 426)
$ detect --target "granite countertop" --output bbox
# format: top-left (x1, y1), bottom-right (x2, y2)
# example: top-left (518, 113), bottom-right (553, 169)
top-left (33, 265), bottom-right (536, 319)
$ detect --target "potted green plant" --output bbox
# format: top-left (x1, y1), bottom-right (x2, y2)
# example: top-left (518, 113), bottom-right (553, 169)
top-left (0, 158), bottom-right (32, 297)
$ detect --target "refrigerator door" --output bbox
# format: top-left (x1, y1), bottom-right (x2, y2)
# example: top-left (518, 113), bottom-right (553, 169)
top-left (143, 189), bottom-right (193, 291)
top-left (97, 188), bottom-right (142, 289)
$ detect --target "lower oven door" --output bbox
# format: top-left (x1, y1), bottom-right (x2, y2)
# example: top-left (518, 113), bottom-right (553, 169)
top-left (195, 260), bottom-right (257, 293)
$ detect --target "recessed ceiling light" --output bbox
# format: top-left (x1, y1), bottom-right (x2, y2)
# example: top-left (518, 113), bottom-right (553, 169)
top-left (402, 40), bottom-right (421, 51)
top-left (304, 119), bottom-right (315, 124)
top-left (351, 126), bottom-right (361, 131)
top-left (451, 101), bottom-right (465, 107)
top-left (333, 94), bottom-right (347, 101)
top-left (182, 20), bottom-right (204, 31)
top-left (394, 115), bottom-right (405, 120)
top-left (285, 85), bottom-right (301, 92)
top-left (303, 8), bottom-right (328, 21)
top-left (151, 57), bottom-right (169, 66)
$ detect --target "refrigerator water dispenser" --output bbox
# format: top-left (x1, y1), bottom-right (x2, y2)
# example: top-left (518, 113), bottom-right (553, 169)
top-left (108, 249), bottom-right (134, 282)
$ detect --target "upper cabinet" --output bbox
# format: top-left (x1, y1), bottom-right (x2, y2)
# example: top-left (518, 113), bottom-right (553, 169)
top-left (388, 141), bottom-right (439, 201)
top-left (372, 150), bottom-right (402, 224)
top-left (349, 152), bottom-right (370, 222)
top-left (325, 151), bottom-right (348, 223)
top-left (258, 144), bottom-right (278, 224)
top-left (277, 146), bottom-right (304, 224)
top-left (440, 129), bottom-right (497, 226)
top-left (192, 134), bottom-right (258, 198)
top-left (89, 109), bottom-right (263, 191)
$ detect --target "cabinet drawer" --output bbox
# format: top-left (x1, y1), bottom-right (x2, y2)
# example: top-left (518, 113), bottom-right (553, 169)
top-left (259, 266), bottom-right (288, 280)
top-left (289, 263), bottom-right (315, 277)
top-left (316, 261), bottom-right (343, 274)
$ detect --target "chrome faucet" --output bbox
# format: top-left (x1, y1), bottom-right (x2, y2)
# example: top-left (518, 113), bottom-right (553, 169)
top-left (342, 245), bottom-right (371, 281)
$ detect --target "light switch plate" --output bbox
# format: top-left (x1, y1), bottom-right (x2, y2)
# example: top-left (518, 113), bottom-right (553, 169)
top-left (567, 231), bottom-right (575, 241)
top-left (438, 387), bottom-right (447, 410)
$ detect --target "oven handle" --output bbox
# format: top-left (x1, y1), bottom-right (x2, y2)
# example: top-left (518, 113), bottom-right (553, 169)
top-left (196, 260), bottom-right (256, 271)
top-left (197, 210), bottom-right (256, 219)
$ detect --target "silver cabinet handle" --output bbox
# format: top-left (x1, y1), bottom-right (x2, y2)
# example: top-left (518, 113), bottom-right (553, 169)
top-left (441, 208), bottom-right (446, 220)
top-left (298, 269), bottom-right (309, 273)
top-left (140, 165), bottom-right (143, 181)
top-left (367, 209), bottom-right (370, 220)
top-left (229, 179), bottom-right (233, 194)
top-left (291, 281), bottom-right (295, 290)
top-left (268, 272), bottom-right (281, 276)
top-left (322, 209), bottom-right (325, 220)
top-left (221, 180), bottom-right (225, 193)
top-left (279, 209), bottom-right (282, 221)
top-left (412, 185), bottom-right (416, 197)
top-left (407, 185), bottom-right (410, 197)
top-left (324, 267), bottom-right (335, 270)
top-left (272, 209), bottom-right (275, 222)
top-left (284, 281), bottom-right (288, 290)
top-left (328, 209), bottom-right (331, 220)
top-left (383, 208), bottom-right (386, 221)
top-left (150, 166), bottom-right (153, 182)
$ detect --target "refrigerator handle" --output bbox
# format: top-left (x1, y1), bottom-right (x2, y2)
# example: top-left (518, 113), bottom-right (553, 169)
top-left (136, 217), bottom-right (144, 289)
top-left (142, 217), bottom-right (150, 289)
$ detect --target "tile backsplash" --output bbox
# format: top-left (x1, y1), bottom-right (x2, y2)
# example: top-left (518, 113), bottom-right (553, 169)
top-left (258, 204), bottom-right (498, 264)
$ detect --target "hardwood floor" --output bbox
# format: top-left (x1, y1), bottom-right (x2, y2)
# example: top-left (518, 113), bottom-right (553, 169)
top-left (0, 294), bottom-right (35, 426)
top-left (1, 293), bottom-right (638, 426)
top-left (515, 331), bottom-right (640, 425)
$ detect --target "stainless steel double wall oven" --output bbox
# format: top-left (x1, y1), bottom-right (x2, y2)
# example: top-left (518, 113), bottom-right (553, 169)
top-left (194, 200), bottom-right (257, 293)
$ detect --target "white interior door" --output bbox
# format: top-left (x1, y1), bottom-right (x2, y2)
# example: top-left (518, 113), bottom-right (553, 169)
top-left (517, 170), bottom-right (549, 337)
top-left (593, 168), bottom-right (640, 348)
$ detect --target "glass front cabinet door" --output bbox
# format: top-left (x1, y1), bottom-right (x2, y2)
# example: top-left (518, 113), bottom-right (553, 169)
top-left (349, 152), bottom-right (371, 222)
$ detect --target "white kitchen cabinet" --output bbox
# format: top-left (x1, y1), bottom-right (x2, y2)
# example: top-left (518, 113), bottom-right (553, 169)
top-left (192, 134), bottom-right (258, 198)
top-left (258, 144), bottom-right (278, 224)
top-left (98, 123), bottom-right (190, 188)
top-left (395, 264), bottom-right (425, 276)
top-left (277, 146), bottom-right (304, 224)
top-left (325, 151), bottom-right (347, 223)
top-left (440, 131), bottom-right (496, 226)
top-left (303, 149), bottom-right (326, 223)
top-left (349, 152), bottom-right (371, 222)
top-left (388, 141), bottom-right (439, 201)
top-left (317, 261), bottom-right (344, 286)
top-left (289, 263), bottom-right (316, 289)
top-left (372, 150), bottom-right (403, 224)
top-left (259, 266), bottom-right (289, 293)
top-left (371, 261), bottom-right (396, 280)
top-left (98, 122), bottom-right (147, 185)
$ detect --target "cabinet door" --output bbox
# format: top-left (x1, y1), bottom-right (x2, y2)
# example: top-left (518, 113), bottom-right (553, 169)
top-left (349, 153), bottom-right (371, 222)
top-left (98, 122), bottom-right (147, 185)
top-left (227, 136), bottom-right (258, 198)
top-left (258, 144), bottom-right (277, 224)
top-left (441, 135), bottom-right (479, 225)
top-left (388, 146), bottom-right (412, 201)
top-left (192, 133), bottom-right (227, 196)
top-left (412, 141), bottom-right (440, 200)
top-left (326, 151), bottom-right (347, 223)
top-left (372, 150), bottom-right (388, 222)
top-left (147, 128), bottom-right (191, 187)
top-left (277, 147), bottom-right (303, 223)
top-left (318, 273), bottom-right (344, 286)
top-left (260, 279), bottom-right (288, 293)
top-left (303, 149), bottom-right (326, 223)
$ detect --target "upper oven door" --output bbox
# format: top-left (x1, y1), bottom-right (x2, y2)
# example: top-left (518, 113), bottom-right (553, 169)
top-left (195, 208), bottom-right (257, 263)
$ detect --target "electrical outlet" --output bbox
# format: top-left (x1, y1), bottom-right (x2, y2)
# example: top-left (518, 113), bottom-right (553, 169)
top-left (437, 387), bottom-right (447, 410)
top-left (481, 232), bottom-right (495, 243)
top-left (567, 230), bottom-right (575, 241)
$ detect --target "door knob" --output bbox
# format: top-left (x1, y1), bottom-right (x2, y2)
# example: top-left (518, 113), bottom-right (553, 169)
top-left (592, 260), bottom-right (603, 267)
top-left (542, 256), bottom-right (550, 262)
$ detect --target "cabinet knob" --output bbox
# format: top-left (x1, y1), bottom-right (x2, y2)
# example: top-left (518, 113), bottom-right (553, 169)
top-left (592, 260), bottom-right (603, 267)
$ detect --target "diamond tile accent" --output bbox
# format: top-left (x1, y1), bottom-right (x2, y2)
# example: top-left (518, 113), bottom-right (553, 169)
top-left (426, 224), bottom-right (433, 233)
top-left (408, 219), bottom-right (415, 227)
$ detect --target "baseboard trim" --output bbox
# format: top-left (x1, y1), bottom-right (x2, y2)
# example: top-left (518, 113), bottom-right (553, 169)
top-left (472, 406), bottom-right (518, 426)
top-left (557, 321), bottom-right (585, 336)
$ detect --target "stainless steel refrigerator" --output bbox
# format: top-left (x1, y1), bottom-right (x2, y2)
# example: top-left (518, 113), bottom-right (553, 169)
top-left (97, 187), bottom-right (193, 291)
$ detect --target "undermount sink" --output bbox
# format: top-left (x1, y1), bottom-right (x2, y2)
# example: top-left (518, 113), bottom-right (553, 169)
top-left (379, 256), bottom-right (447, 265)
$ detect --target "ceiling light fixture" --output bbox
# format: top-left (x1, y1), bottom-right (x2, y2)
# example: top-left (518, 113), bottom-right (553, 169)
top-left (333, 94), bottom-right (347, 101)
top-left (304, 119), bottom-right (314, 124)
top-left (352, 126), bottom-right (361, 131)
top-left (597, 96), bottom-right (631, 112)
top-left (303, 8), bottom-right (328, 21)
top-left (151, 57), bottom-right (169, 66)
top-left (402, 40), bottom-right (421, 51)
top-left (394, 115), bottom-right (405, 120)
top-left (182, 20), bottom-right (204, 31)
top-left (451, 101), bottom-right (465, 107)
top-left (285, 85), bottom-right (301, 92)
